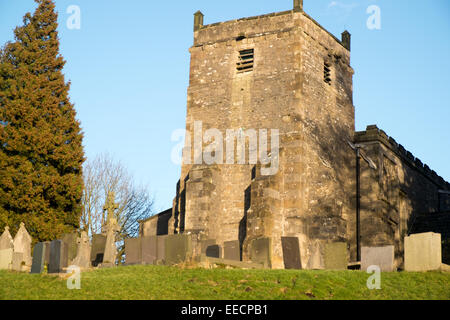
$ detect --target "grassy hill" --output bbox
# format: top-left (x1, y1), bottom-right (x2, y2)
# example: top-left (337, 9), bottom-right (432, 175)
top-left (1, 265), bottom-right (449, 300)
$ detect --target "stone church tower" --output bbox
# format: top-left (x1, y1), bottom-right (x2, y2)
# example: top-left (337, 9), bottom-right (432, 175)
top-left (169, 1), bottom-right (357, 268)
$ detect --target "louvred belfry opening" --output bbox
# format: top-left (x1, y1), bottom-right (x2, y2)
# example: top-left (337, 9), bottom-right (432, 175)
top-left (237, 49), bottom-right (254, 73)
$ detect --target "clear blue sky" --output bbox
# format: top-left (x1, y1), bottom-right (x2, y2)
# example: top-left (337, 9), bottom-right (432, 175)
top-left (1, 0), bottom-right (449, 211)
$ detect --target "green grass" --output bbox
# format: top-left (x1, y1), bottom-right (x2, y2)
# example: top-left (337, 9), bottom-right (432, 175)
top-left (0, 265), bottom-right (449, 300)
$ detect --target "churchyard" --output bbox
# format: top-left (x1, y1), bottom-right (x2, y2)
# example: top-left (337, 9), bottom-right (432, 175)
top-left (0, 223), bottom-right (449, 300)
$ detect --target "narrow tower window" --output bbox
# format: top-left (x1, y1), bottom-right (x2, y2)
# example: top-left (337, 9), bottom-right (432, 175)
top-left (324, 61), bottom-right (332, 85)
top-left (237, 49), bottom-right (254, 73)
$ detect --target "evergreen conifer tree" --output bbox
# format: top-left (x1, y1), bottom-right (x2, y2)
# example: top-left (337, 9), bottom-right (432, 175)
top-left (0, 0), bottom-right (84, 241)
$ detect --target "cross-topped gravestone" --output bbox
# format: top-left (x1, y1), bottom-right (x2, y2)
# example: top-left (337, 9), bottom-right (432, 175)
top-left (103, 192), bottom-right (119, 228)
top-left (13, 223), bottom-right (32, 269)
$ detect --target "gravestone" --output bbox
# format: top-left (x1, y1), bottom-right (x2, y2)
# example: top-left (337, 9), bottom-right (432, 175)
top-left (224, 240), bottom-right (240, 261)
top-left (404, 232), bottom-right (442, 272)
top-left (43, 241), bottom-right (51, 267)
top-left (48, 240), bottom-right (68, 274)
top-left (30, 242), bottom-right (46, 274)
top-left (281, 237), bottom-right (302, 269)
top-left (61, 233), bottom-right (78, 264)
top-left (361, 246), bottom-right (395, 272)
top-left (102, 218), bottom-right (120, 266)
top-left (125, 238), bottom-right (142, 265)
top-left (306, 241), bottom-right (324, 270)
top-left (0, 226), bottom-right (14, 250)
top-left (0, 249), bottom-right (13, 270)
top-left (249, 238), bottom-right (271, 267)
top-left (142, 236), bottom-right (158, 264)
top-left (12, 252), bottom-right (24, 271)
top-left (200, 239), bottom-right (216, 255)
top-left (0, 226), bottom-right (14, 270)
top-left (156, 235), bottom-right (167, 262)
top-left (72, 231), bottom-right (91, 269)
top-left (205, 245), bottom-right (221, 258)
top-left (13, 223), bottom-right (32, 269)
top-left (90, 234), bottom-right (106, 267)
top-left (323, 242), bottom-right (348, 270)
top-left (165, 234), bottom-right (192, 265)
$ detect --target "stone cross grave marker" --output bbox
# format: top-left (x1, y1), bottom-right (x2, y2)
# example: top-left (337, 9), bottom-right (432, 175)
top-left (102, 218), bottom-right (120, 266)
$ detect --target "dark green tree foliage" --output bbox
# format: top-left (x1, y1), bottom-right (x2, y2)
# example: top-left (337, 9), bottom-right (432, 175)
top-left (0, 0), bottom-right (84, 241)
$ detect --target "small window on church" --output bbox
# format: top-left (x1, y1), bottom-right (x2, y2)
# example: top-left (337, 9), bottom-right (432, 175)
top-left (237, 49), bottom-right (254, 73)
top-left (324, 61), bottom-right (332, 85)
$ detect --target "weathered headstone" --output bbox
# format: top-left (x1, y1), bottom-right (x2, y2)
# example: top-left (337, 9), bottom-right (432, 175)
top-left (206, 245), bottom-right (221, 258)
top-left (43, 241), bottom-right (51, 268)
top-left (0, 249), bottom-right (13, 270)
top-left (0, 226), bottom-right (14, 270)
top-left (13, 223), bottom-right (32, 269)
top-left (200, 239), bottom-right (216, 255)
top-left (306, 241), bottom-right (324, 270)
top-left (102, 218), bottom-right (120, 267)
top-left (156, 235), bottom-right (167, 262)
top-left (323, 242), bottom-right (348, 270)
top-left (361, 245), bottom-right (395, 272)
top-left (249, 238), bottom-right (271, 267)
top-left (281, 237), bottom-right (302, 269)
top-left (30, 242), bottom-right (46, 274)
top-left (61, 233), bottom-right (78, 264)
top-left (72, 231), bottom-right (91, 269)
top-left (0, 226), bottom-right (14, 250)
top-left (224, 240), bottom-right (240, 261)
top-left (12, 252), bottom-right (24, 271)
top-left (142, 236), bottom-right (158, 264)
top-left (404, 232), bottom-right (442, 272)
top-left (48, 240), bottom-right (68, 274)
top-left (125, 238), bottom-right (142, 265)
top-left (165, 234), bottom-right (192, 265)
top-left (90, 234), bottom-right (106, 267)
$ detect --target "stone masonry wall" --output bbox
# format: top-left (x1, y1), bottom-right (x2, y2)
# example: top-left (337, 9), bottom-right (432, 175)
top-left (355, 125), bottom-right (450, 269)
